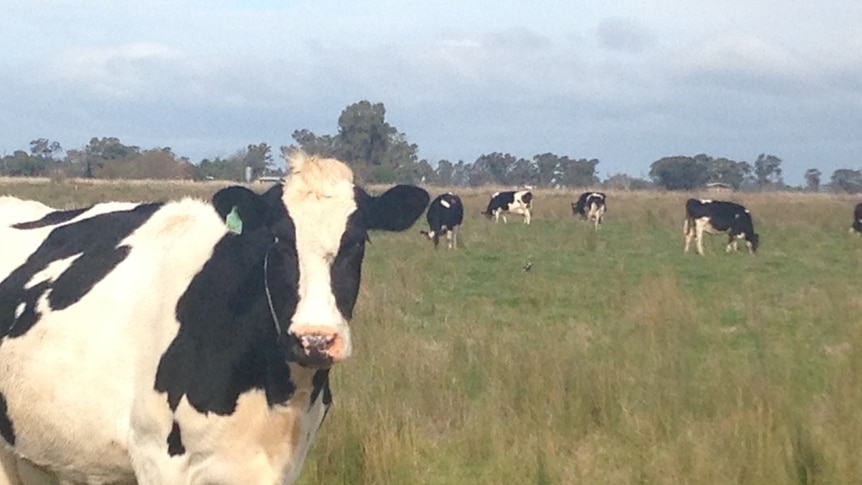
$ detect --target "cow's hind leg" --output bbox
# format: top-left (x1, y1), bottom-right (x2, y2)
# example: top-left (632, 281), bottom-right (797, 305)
top-left (683, 218), bottom-right (693, 253)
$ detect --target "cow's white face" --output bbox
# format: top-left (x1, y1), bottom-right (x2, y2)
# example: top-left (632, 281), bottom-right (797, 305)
top-left (281, 155), bottom-right (360, 366)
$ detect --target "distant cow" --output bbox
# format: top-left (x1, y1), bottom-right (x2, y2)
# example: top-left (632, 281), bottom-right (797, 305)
top-left (684, 198), bottom-right (759, 255)
top-left (421, 192), bottom-right (464, 249)
top-left (571, 192), bottom-right (606, 229)
top-left (852, 202), bottom-right (862, 234)
top-left (483, 190), bottom-right (533, 225)
top-left (0, 152), bottom-right (428, 484)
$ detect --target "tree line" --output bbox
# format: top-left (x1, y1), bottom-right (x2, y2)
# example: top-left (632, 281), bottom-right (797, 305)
top-left (3, 100), bottom-right (861, 193)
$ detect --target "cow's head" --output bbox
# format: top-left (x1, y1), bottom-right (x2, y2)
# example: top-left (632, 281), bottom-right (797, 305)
top-left (212, 152), bottom-right (428, 368)
top-left (748, 232), bottom-right (760, 253)
top-left (419, 229), bottom-right (439, 247)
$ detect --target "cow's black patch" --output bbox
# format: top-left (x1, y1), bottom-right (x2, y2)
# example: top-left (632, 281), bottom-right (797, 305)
top-left (156, 185), bottom-right (302, 416)
top-left (0, 391), bottom-right (15, 446)
top-left (485, 191), bottom-right (516, 214)
top-left (0, 203), bottom-right (161, 340)
top-left (330, 211), bottom-right (366, 320)
top-left (12, 208), bottom-right (88, 229)
top-left (310, 369), bottom-right (332, 409)
top-left (167, 420), bottom-right (185, 457)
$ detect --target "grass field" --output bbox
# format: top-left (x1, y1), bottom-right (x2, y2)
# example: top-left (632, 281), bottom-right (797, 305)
top-left (2, 178), bottom-right (861, 484)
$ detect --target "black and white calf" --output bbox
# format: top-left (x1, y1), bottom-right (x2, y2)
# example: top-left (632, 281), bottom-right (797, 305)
top-left (571, 191), bottom-right (606, 229)
top-left (420, 192), bottom-right (464, 249)
top-left (683, 198), bottom-right (759, 255)
top-left (851, 202), bottom-right (862, 234)
top-left (483, 190), bottom-right (533, 225)
top-left (0, 152), bottom-right (428, 485)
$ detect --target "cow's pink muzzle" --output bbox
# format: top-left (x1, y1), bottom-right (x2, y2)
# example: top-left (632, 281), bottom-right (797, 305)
top-left (290, 326), bottom-right (351, 368)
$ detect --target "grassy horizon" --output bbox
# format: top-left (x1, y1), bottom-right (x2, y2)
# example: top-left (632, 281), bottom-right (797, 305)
top-left (2, 179), bottom-right (860, 484)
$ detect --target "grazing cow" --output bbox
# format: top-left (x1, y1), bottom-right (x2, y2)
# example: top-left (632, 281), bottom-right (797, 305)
top-left (420, 192), bottom-right (464, 249)
top-left (0, 152), bottom-right (429, 485)
top-left (852, 202), bottom-right (862, 234)
top-left (571, 192), bottom-right (606, 229)
top-left (482, 190), bottom-right (533, 225)
top-left (683, 198), bottom-right (759, 255)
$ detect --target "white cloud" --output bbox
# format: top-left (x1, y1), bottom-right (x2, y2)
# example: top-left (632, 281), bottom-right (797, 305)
top-left (48, 43), bottom-right (187, 101)
top-left (596, 17), bottom-right (654, 54)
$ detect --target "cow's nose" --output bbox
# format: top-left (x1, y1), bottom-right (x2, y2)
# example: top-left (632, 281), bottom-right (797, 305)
top-left (290, 326), bottom-right (351, 368)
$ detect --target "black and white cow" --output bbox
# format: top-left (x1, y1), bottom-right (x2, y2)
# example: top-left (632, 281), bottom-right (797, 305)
top-left (0, 152), bottom-right (428, 484)
top-left (571, 191), bottom-right (606, 229)
top-left (683, 198), bottom-right (759, 255)
top-left (420, 192), bottom-right (464, 249)
top-left (482, 190), bottom-right (533, 225)
top-left (851, 202), bottom-right (862, 234)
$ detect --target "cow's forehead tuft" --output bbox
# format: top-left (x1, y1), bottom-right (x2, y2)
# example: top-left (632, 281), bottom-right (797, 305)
top-left (283, 151), bottom-right (354, 201)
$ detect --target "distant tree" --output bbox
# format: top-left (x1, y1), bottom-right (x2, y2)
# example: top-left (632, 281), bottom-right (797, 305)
top-left (194, 156), bottom-right (245, 181)
top-left (29, 138), bottom-right (63, 161)
top-left (98, 148), bottom-right (192, 179)
top-left (804, 168), bottom-right (822, 192)
top-left (287, 100), bottom-right (419, 183)
top-left (528, 153), bottom-right (599, 187)
top-left (754, 153), bottom-right (783, 188)
top-left (450, 160), bottom-right (470, 186)
top-left (508, 157), bottom-right (538, 186)
top-left (1, 150), bottom-right (52, 176)
top-left (336, 101), bottom-right (394, 166)
top-left (405, 159), bottom-right (437, 185)
top-left (68, 137), bottom-right (140, 178)
top-left (649, 156), bottom-right (709, 190)
top-left (242, 143), bottom-right (274, 180)
top-left (534, 153), bottom-right (562, 186)
top-left (831, 168), bottom-right (862, 194)
top-left (435, 159), bottom-right (455, 186)
top-left (706, 156), bottom-right (752, 189)
top-left (379, 132), bottom-right (420, 184)
top-left (603, 173), bottom-right (654, 190)
top-left (557, 157), bottom-right (599, 187)
top-left (288, 129), bottom-right (337, 159)
top-left (468, 152), bottom-right (520, 186)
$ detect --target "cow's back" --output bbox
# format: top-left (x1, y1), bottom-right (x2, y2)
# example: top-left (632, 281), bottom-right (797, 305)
top-left (0, 198), bottom-right (227, 483)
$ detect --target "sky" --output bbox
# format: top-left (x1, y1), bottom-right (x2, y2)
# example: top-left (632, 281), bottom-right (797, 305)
top-left (3, 0), bottom-right (861, 185)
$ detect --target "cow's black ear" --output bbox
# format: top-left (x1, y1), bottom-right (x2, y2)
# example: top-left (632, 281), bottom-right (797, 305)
top-left (358, 185), bottom-right (429, 231)
top-left (211, 186), bottom-right (268, 232)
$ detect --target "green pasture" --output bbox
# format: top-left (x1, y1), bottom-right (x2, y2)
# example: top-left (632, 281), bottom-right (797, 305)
top-left (2, 178), bottom-right (860, 484)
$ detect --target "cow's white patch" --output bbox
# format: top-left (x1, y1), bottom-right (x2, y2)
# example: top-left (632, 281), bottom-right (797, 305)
top-left (25, 254), bottom-right (81, 290)
top-left (440, 199), bottom-right (450, 209)
top-left (14, 302), bottom-right (25, 319)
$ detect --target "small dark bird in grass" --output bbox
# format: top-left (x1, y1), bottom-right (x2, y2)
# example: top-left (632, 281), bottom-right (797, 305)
top-left (523, 261), bottom-right (532, 272)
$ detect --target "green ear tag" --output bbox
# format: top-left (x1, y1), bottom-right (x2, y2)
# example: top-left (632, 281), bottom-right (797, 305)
top-left (225, 206), bottom-right (243, 234)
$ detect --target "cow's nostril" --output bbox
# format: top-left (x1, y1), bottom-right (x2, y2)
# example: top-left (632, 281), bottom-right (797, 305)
top-left (301, 334), bottom-right (335, 353)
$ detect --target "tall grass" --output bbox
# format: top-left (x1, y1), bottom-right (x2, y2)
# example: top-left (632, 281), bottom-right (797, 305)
top-left (2, 179), bottom-right (860, 484)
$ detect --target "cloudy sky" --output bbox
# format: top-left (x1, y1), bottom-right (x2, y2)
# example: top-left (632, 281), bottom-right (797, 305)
top-left (3, 0), bottom-right (861, 184)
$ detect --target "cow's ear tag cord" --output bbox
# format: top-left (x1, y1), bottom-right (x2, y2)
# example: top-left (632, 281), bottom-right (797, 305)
top-left (263, 249), bottom-right (285, 342)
